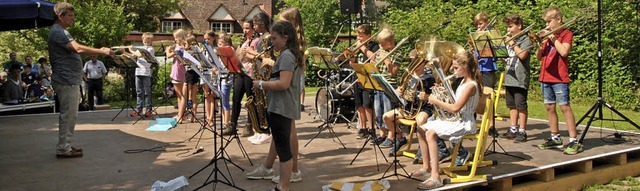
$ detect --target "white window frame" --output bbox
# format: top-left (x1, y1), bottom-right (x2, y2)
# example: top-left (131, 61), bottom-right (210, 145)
top-left (162, 21), bottom-right (183, 33)
top-left (210, 22), bottom-right (232, 33)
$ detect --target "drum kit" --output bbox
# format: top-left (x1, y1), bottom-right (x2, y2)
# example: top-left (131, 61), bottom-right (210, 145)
top-left (314, 67), bottom-right (356, 124)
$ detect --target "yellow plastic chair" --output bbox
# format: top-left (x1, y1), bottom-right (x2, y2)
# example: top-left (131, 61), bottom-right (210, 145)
top-left (494, 72), bottom-right (509, 120)
top-left (441, 93), bottom-right (497, 183)
top-left (397, 118), bottom-right (417, 158)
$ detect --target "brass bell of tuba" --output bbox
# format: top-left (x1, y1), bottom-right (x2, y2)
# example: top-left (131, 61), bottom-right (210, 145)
top-left (419, 37), bottom-right (466, 121)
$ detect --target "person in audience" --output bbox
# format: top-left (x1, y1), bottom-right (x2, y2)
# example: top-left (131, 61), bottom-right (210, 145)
top-left (3, 64), bottom-right (26, 104)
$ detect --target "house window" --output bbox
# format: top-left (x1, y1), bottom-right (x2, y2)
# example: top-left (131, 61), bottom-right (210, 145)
top-left (211, 22), bottom-right (232, 33)
top-left (162, 21), bottom-right (183, 33)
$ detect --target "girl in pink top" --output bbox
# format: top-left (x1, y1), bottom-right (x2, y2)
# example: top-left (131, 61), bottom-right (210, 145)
top-left (166, 29), bottom-right (188, 123)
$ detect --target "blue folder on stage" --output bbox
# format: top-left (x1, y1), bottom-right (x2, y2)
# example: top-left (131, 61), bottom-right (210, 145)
top-left (146, 118), bottom-right (178, 131)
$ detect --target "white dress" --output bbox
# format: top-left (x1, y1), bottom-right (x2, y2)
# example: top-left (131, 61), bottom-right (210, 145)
top-left (421, 80), bottom-right (479, 144)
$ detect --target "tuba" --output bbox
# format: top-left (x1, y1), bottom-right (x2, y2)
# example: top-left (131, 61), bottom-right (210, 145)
top-left (244, 34), bottom-right (272, 134)
top-left (419, 37), bottom-right (466, 121)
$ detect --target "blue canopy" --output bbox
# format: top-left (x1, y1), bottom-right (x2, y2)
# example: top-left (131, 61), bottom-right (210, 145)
top-left (0, 0), bottom-right (56, 31)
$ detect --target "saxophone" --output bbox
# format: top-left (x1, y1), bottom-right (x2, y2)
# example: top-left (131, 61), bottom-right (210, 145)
top-left (244, 34), bottom-right (272, 134)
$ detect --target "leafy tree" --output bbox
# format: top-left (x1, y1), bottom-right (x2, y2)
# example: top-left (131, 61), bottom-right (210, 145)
top-left (0, 0), bottom-right (132, 67)
top-left (116, 0), bottom-right (181, 32)
top-left (380, 0), bottom-right (640, 110)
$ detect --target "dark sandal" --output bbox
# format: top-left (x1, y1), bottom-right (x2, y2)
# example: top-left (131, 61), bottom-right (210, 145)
top-left (56, 150), bottom-right (83, 158)
top-left (417, 177), bottom-right (443, 190)
top-left (71, 146), bottom-right (83, 153)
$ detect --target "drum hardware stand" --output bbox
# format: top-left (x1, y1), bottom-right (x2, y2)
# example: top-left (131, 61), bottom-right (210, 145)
top-left (305, 72), bottom-right (347, 149)
top-left (577, 0), bottom-right (640, 144)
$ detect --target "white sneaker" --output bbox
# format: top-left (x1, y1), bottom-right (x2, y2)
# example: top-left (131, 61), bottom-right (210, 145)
top-left (246, 165), bottom-right (275, 180)
top-left (251, 134), bottom-right (272, 145)
top-left (247, 133), bottom-right (261, 142)
top-left (271, 170), bottom-right (302, 183)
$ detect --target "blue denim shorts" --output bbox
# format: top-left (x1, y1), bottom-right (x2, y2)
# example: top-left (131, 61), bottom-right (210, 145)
top-left (541, 82), bottom-right (570, 105)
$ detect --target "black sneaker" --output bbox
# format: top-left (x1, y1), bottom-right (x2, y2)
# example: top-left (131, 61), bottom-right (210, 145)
top-left (388, 137), bottom-right (408, 156)
top-left (370, 136), bottom-right (386, 145)
top-left (455, 149), bottom-right (470, 166)
top-left (356, 129), bottom-right (367, 139)
top-left (500, 129), bottom-right (517, 140)
top-left (488, 126), bottom-right (499, 137)
top-left (515, 131), bottom-right (528, 142)
top-left (413, 149), bottom-right (422, 164)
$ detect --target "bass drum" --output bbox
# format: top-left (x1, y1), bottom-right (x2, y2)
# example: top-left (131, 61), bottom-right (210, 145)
top-left (315, 88), bottom-right (355, 122)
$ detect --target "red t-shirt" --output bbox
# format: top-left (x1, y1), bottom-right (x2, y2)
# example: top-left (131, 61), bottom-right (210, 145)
top-left (538, 29), bottom-right (573, 83)
top-left (217, 46), bottom-right (242, 73)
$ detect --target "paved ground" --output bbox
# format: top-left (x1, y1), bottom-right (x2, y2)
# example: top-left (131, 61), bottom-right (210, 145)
top-left (1, 97), bottom-right (639, 191)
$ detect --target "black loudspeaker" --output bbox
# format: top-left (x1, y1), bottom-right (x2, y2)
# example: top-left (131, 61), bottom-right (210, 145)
top-left (340, 0), bottom-right (362, 14)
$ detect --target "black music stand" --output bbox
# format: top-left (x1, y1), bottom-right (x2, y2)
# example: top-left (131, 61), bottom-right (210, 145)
top-left (202, 44), bottom-right (253, 166)
top-left (371, 74), bottom-right (419, 181)
top-left (305, 47), bottom-right (347, 149)
top-left (469, 31), bottom-right (525, 160)
top-left (185, 44), bottom-right (245, 191)
top-left (349, 63), bottom-right (389, 170)
top-left (110, 54), bottom-right (142, 122)
top-left (151, 41), bottom-right (176, 116)
top-left (469, 30), bottom-right (508, 59)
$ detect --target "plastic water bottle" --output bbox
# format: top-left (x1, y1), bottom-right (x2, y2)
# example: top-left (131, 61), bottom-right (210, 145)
top-left (187, 100), bottom-right (193, 109)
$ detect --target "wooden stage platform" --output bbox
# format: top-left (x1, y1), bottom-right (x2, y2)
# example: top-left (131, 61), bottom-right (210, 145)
top-left (0, 98), bottom-right (638, 191)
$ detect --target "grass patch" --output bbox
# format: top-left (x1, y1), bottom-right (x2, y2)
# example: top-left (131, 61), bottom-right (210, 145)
top-left (495, 96), bottom-right (640, 132)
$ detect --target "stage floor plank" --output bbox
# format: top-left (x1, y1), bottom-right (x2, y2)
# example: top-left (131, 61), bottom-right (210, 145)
top-left (0, 98), bottom-right (639, 191)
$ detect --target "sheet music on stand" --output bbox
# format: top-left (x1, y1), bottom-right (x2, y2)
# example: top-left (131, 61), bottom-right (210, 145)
top-left (307, 46), bottom-right (339, 70)
top-left (469, 29), bottom-right (508, 58)
top-left (174, 50), bottom-right (221, 97)
top-left (112, 54), bottom-right (138, 68)
top-left (371, 74), bottom-right (406, 107)
top-left (133, 47), bottom-right (158, 65)
top-left (350, 62), bottom-right (381, 90)
top-left (200, 41), bottom-right (229, 75)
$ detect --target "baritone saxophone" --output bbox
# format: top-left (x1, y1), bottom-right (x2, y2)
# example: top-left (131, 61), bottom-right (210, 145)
top-left (244, 42), bottom-right (273, 134)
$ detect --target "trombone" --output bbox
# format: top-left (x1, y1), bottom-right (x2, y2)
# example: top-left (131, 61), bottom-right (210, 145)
top-left (516, 17), bottom-right (580, 54)
top-left (336, 30), bottom-right (382, 67)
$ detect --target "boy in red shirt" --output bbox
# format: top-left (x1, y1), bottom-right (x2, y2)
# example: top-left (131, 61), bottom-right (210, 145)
top-left (535, 7), bottom-right (581, 155)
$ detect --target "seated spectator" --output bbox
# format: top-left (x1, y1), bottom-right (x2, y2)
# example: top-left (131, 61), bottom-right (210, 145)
top-left (4, 64), bottom-right (25, 104)
top-left (40, 87), bottom-right (55, 101)
top-left (38, 57), bottom-right (52, 88)
top-left (21, 64), bottom-right (42, 98)
top-left (2, 52), bottom-right (23, 72)
top-left (0, 71), bottom-right (7, 102)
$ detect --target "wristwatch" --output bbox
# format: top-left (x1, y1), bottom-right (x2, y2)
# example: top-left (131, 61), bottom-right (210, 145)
top-left (259, 80), bottom-right (264, 90)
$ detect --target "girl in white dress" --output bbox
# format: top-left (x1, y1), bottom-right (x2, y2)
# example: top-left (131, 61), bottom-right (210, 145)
top-left (416, 51), bottom-right (482, 190)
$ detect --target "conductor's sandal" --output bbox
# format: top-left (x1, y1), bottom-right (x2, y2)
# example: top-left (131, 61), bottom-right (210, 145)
top-left (417, 177), bottom-right (443, 190)
top-left (56, 150), bottom-right (83, 158)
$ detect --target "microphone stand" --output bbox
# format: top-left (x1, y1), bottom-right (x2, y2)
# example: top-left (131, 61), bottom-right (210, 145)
top-left (330, 19), bottom-right (349, 50)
